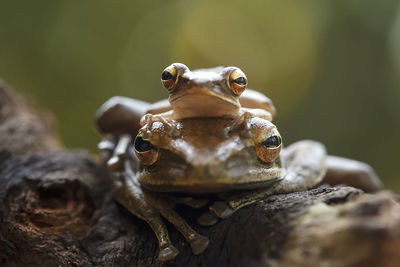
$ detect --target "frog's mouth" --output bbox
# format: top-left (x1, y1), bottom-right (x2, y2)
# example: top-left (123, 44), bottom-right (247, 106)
top-left (137, 151), bottom-right (285, 194)
top-left (138, 166), bottom-right (284, 194)
top-left (170, 89), bottom-right (237, 105)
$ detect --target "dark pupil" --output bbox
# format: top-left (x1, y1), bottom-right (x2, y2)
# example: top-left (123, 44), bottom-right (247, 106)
top-left (234, 77), bottom-right (247, 85)
top-left (262, 135), bottom-right (281, 148)
top-left (162, 71), bottom-right (173, 81)
top-left (134, 136), bottom-right (154, 152)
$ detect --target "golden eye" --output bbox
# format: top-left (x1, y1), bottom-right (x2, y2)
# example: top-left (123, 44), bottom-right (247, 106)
top-left (134, 136), bottom-right (159, 166)
top-left (256, 134), bottom-right (282, 163)
top-left (161, 64), bottom-right (178, 91)
top-left (228, 68), bottom-right (247, 96)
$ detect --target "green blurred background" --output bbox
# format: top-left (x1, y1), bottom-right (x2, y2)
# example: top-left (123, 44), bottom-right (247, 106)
top-left (0, 1), bottom-right (399, 191)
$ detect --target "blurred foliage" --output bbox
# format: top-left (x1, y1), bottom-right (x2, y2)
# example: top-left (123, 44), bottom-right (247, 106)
top-left (0, 0), bottom-right (399, 191)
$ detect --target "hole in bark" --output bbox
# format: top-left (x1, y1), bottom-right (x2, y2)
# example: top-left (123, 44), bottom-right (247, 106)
top-left (7, 180), bottom-right (95, 237)
top-left (38, 184), bottom-right (72, 209)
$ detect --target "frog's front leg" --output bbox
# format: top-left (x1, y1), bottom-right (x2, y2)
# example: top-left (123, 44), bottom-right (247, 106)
top-left (110, 171), bottom-right (179, 261)
top-left (140, 112), bottom-right (180, 138)
top-left (103, 134), bottom-right (133, 171)
top-left (110, 160), bottom-right (209, 261)
top-left (223, 108), bottom-right (273, 137)
top-left (147, 195), bottom-right (210, 255)
top-left (199, 140), bottom-right (327, 224)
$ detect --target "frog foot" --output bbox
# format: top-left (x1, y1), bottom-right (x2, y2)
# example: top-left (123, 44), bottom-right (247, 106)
top-left (223, 109), bottom-right (273, 138)
top-left (158, 243), bottom-right (179, 262)
top-left (105, 135), bottom-right (132, 172)
top-left (197, 201), bottom-right (235, 226)
top-left (223, 112), bottom-right (252, 138)
top-left (188, 234), bottom-right (209, 255)
top-left (140, 113), bottom-right (180, 138)
top-left (197, 211), bottom-right (219, 226)
top-left (209, 201), bottom-right (235, 219)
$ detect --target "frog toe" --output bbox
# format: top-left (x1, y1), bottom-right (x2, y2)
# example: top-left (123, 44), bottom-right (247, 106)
top-left (209, 201), bottom-right (234, 219)
top-left (197, 211), bottom-right (219, 226)
top-left (189, 234), bottom-right (209, 255)
top-left (183, 197), bottom-right (209, 208)
top-left (158, 244), bottom-right (179, 262)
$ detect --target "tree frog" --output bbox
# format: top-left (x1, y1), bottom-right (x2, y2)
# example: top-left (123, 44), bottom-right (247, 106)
top-left (95, 63), bottom-right (382, 262)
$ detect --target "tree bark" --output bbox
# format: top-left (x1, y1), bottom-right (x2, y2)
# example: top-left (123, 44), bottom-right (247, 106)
top-left (0, 82), bottom-right (399, 267)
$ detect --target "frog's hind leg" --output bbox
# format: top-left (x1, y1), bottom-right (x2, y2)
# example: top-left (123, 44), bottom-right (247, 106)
top-left (321, 155), bottom-right (382, 192)
top-left (96, 96), bottom-right (151, 137)
top-left (276, 140), bottom-right (327, 192)
top-left (148, 196), bottom-right (210, 255)
top-left (206, 140), bottom-right (327, 221)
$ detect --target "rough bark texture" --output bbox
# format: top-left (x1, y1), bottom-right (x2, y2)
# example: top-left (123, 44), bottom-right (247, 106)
top-left (0, 82), bottom-right (399, 267)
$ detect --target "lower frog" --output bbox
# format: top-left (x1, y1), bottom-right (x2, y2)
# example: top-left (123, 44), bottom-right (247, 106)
top-left (95, 63), bottom-right (382, 262)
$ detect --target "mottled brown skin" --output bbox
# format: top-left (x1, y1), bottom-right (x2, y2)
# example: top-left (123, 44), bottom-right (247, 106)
top-left (95, 63), bottom-right (382, 262)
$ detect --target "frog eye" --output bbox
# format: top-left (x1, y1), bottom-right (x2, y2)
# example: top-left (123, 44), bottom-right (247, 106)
top-left (161, 64), bottom-right (179, 91)
top-left (228, 68), bottom-right (247, 96)
top-left (262, 135), bottom-right (282, 148)
top-left (134, 136), bottom-right (159, 166)
top-left (256, 134), bottom-right (282, 163)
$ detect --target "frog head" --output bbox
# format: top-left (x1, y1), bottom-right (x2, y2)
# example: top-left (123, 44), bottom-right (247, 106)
top-left (160, 63), bottom-right (248, 120)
